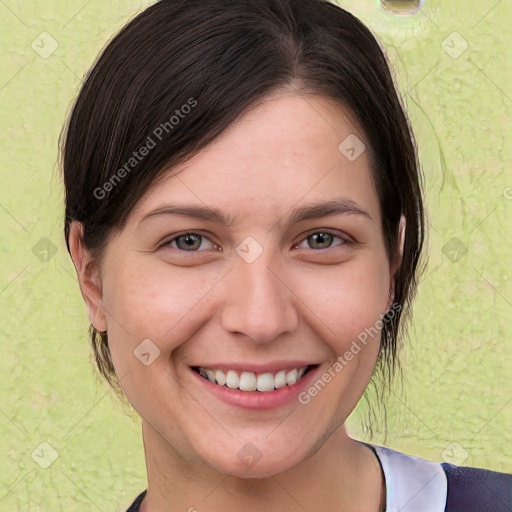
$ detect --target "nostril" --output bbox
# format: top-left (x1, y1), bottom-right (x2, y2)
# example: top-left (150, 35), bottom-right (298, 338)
top-left (380, 0), bottom-right (424, 16)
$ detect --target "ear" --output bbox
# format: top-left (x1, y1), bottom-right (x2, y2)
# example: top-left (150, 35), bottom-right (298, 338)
top-left (388, 214), bottom-right (406, 306)
top-left (68, 221), bottom-right (107, 332)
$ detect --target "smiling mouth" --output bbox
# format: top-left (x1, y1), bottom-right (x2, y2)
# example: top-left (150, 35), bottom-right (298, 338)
top-left (191, 365), bottom-right (317, 392)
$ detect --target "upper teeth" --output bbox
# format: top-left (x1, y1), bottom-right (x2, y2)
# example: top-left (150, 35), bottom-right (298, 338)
top-left (197, 366), bottom-right (308, 392)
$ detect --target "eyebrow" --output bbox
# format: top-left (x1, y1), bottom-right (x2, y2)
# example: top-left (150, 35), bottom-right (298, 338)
top-left (139, 198), bottom-right (372, 226)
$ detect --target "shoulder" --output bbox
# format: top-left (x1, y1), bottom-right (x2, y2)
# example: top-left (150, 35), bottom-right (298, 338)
top-left (441, 462), bottom-right (512, 511)
top-left (368, 443), bottom-right (512, 512)
top-left (371, 444), bottom-right (447, 511)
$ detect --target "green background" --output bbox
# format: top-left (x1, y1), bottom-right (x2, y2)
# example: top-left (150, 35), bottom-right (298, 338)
top-left (1, 0), bottom-right (511, 510)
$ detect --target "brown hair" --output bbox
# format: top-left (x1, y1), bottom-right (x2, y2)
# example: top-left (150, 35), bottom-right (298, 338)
top-left (60, 0), bottom-right (426, 428)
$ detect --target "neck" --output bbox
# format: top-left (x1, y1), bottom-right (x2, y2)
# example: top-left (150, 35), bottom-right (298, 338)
top-left (138, 421), bottom-right (386, 512)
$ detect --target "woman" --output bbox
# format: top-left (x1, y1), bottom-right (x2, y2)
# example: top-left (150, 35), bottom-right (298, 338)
top-left (60, 0), bottom-right (512, 510)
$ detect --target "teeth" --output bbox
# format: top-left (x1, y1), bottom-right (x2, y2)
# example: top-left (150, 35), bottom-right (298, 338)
top-left (274, 370), bottom-right (287, 389)
top-left (286, 368), bottom-right (298, 385)
top-left (196, 366), bottom-right (309, 392)
top-left (240, 371), bottom-right (257, 391)
top-left (256, 372), bottom-right (274, 392)
top-left (226, 370), bottom-right (239, 389)
top-left (215, 369), bottom-right (226, 386)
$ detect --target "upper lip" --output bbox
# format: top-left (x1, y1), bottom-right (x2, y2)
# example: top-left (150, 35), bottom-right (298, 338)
top-left (190, 361), bottom-right (320, 373)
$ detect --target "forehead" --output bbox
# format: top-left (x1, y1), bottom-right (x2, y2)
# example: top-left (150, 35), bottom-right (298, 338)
top-left (131, 93), bottom-right (380, 228)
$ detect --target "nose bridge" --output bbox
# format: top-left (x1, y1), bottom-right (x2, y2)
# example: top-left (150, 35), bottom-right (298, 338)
top-left (221, 240), bottom-right (298, 343)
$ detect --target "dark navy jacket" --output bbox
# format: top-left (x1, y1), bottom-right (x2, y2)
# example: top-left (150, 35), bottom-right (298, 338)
top-left (442, 463), bottom-right (512, 511)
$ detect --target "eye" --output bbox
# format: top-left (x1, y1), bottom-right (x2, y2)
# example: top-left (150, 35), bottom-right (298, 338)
top-left (158, 230), bottom-right (352, 254)
top-left (158, 232), bottom-right (219, 252)
top-left (295, 231), bottom-right (352, 251)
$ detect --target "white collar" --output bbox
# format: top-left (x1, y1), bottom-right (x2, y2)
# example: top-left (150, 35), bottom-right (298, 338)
top-left (369, 444), bottom-right (447, 512)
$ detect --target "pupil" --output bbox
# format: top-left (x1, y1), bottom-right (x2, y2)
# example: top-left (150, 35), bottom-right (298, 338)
top-left (179, 234), bottom-right (200, 250)
top-left (312, 233), bottom-right (331, 248)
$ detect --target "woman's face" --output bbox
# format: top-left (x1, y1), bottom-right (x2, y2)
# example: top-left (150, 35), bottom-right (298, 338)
top-left (74, 92), bottom-right (403, 477)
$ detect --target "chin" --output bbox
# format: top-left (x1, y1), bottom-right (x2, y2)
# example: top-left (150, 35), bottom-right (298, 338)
top-left (215, 457), bottom-right (295, 479)
top-left (202, 444), bottom-right (305, 479)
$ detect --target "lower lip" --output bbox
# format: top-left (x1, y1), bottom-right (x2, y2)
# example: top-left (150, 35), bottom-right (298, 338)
top-left (189, 365), bottom-right (321, 410)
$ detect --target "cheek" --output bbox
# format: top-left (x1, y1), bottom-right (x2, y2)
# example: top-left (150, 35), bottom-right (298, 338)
top-left (298, 256), bottom-right (390, 346)
top-left (101, 258), bottom-right (221, 357)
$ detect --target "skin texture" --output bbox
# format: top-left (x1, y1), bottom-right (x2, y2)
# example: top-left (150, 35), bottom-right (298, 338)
top-left (69, 91), bottom-right (405, 511)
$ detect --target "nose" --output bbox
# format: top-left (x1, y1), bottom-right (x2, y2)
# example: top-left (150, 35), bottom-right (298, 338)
top-left (220, 246), bottom-right (299, 344)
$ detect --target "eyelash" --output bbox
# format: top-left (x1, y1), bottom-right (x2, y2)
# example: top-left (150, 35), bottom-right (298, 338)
top-left (157, 230), bottom-right (353, 254)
